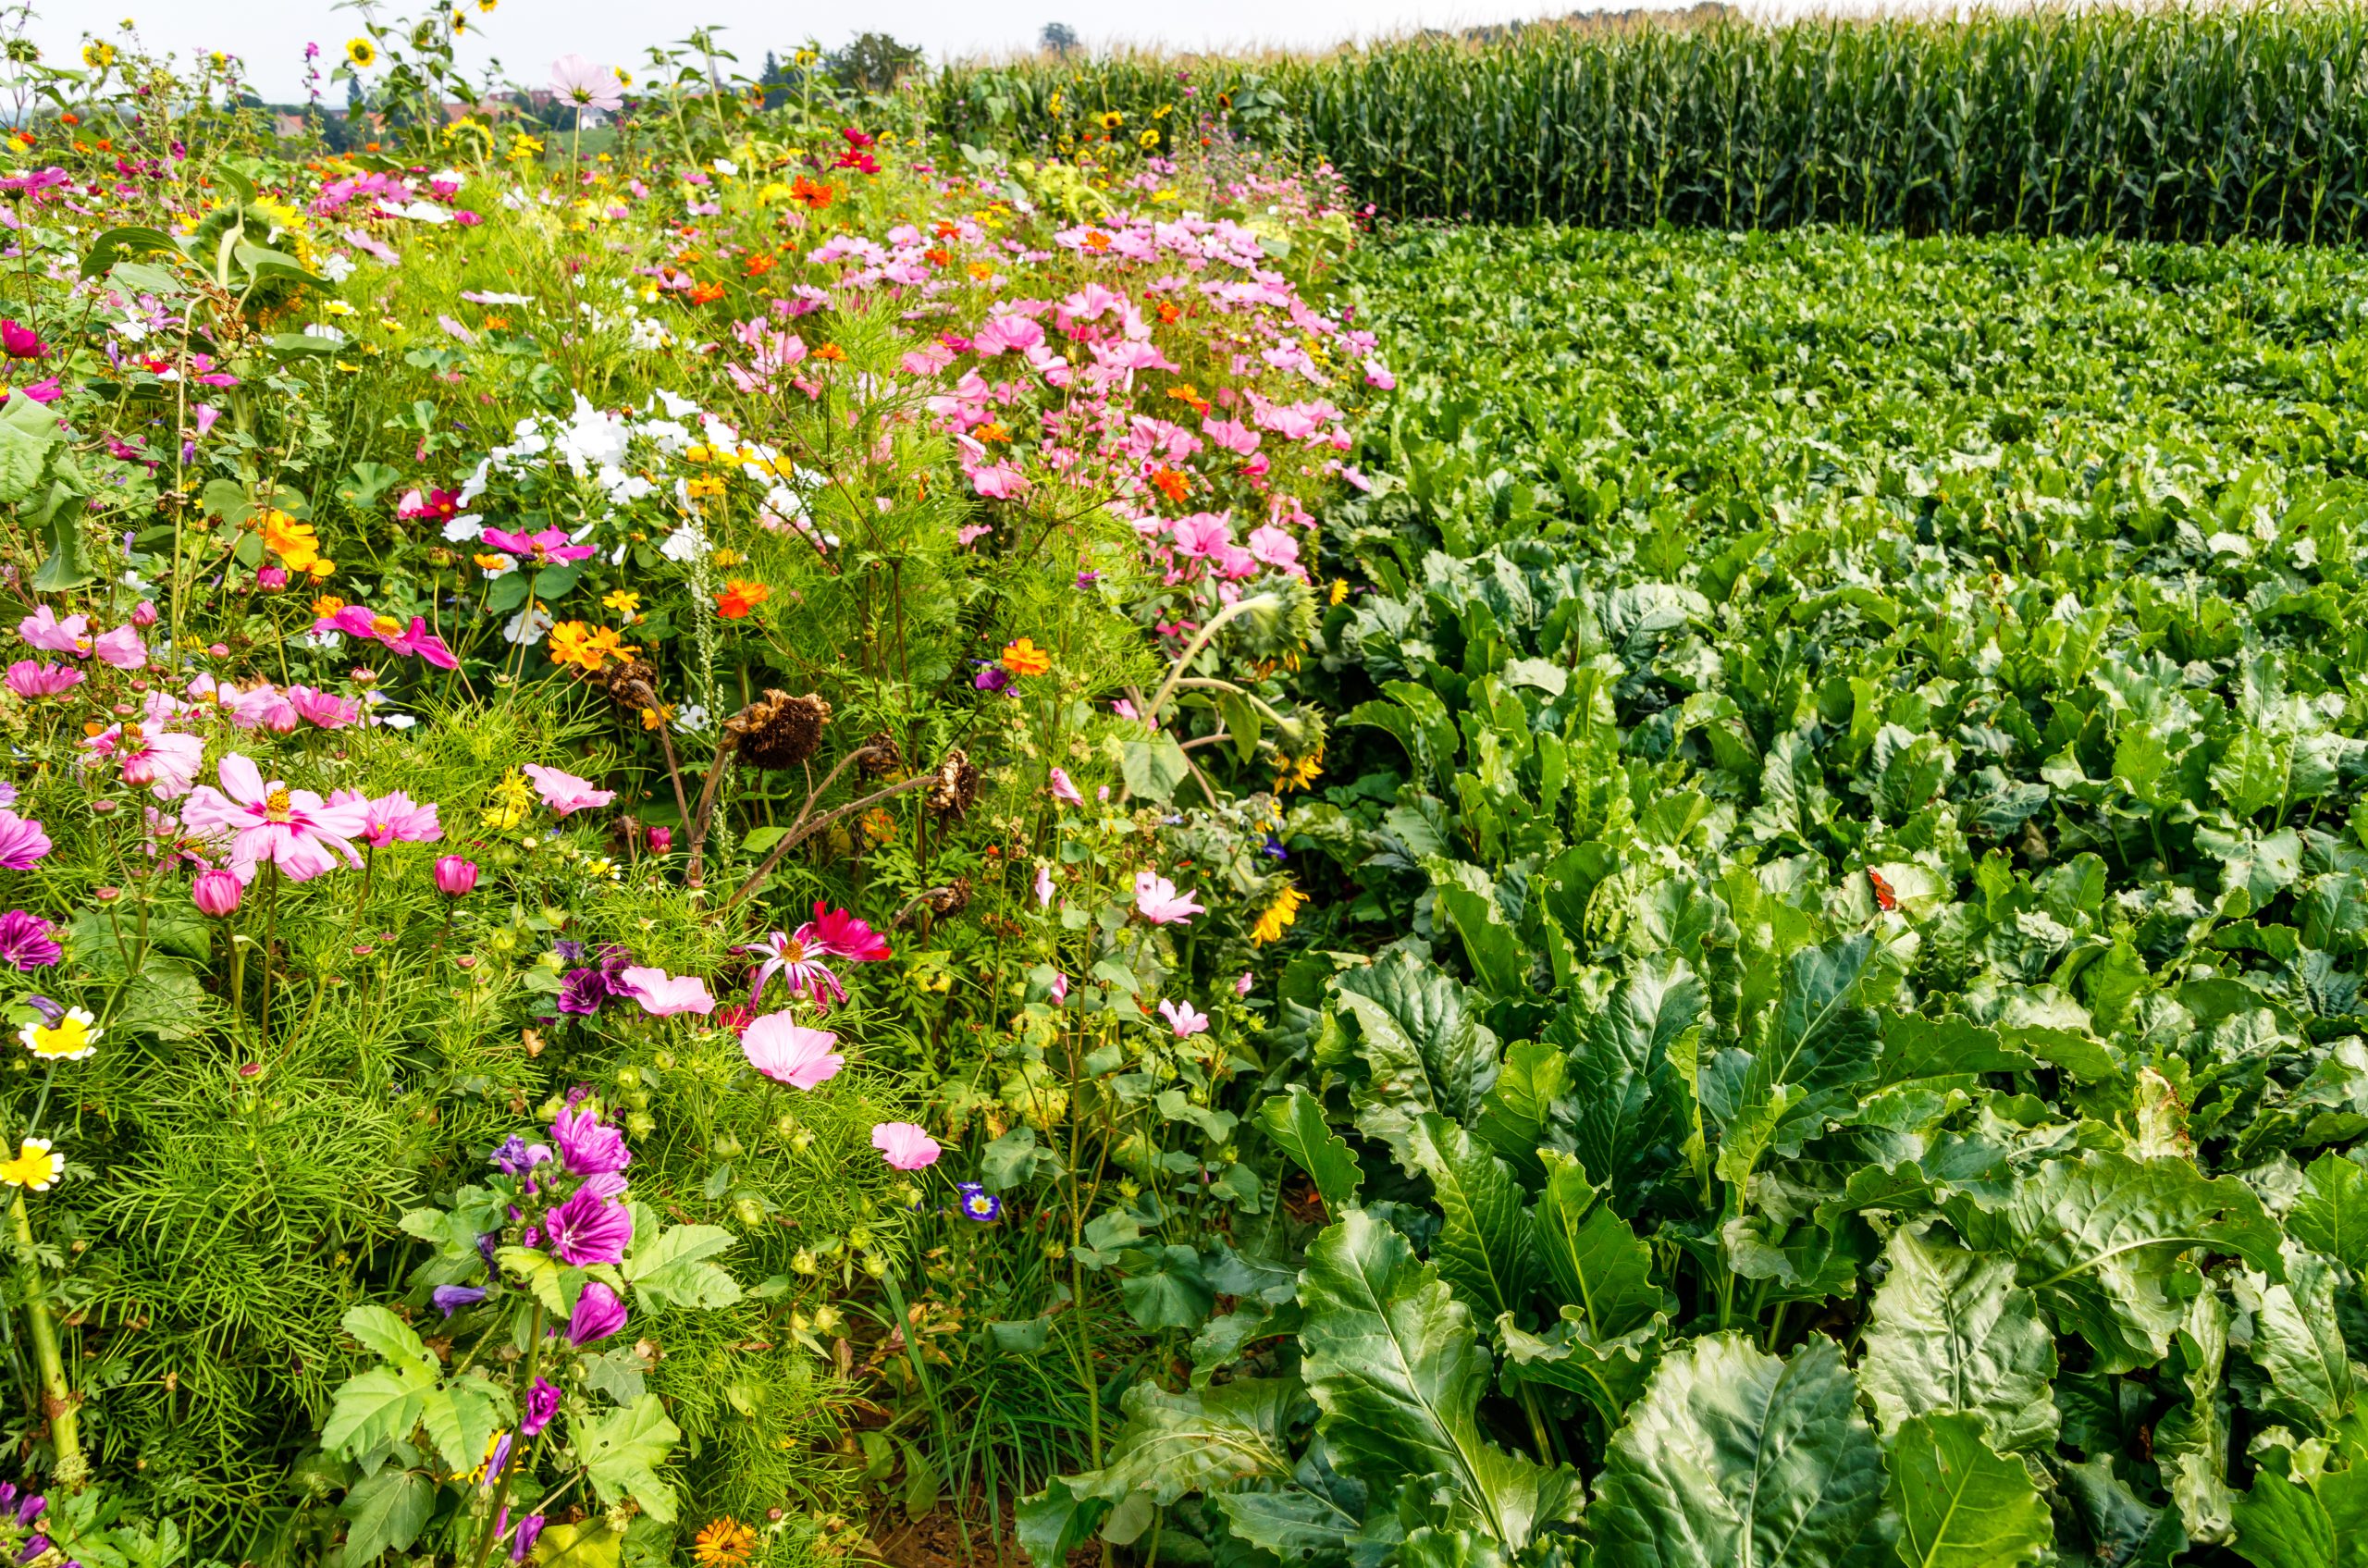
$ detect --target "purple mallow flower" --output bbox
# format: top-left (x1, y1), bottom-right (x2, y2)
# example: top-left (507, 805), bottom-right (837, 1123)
top-left (432, 1285), bottom-right (487, 1317)
top-left (521, 1376), bottom-right (561, 1436)
top-left (549, 1104), bottom-right (631, 1176)
top-left (565, 1280), bottom-right (626, 1346)
top-left (491, 1135), bottom-right (552, 1175)
top-left (0, 911), bottom-right (58, 971)
top-left (544, 1189), bottom-right (631, 1267)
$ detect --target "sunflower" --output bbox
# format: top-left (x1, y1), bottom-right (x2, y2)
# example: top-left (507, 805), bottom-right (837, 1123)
top-left (81, 41), bottom-right (117, 68)
top-left (344, 36), bottom-right (376, 68)
top-left (1098, 110), bottom-right (1124, 130)
top-left (1250, 884), bottom-right (1308, 945)
top-left (1274, 747), bottom-right (1324, 794)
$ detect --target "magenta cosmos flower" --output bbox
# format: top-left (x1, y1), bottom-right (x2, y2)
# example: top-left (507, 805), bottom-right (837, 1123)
top-left (522, 765), bottom-right (614, 816)
top-left (741, 928), bottom-right (843, 1007)
top-left (871, 1121), bottom-right (941, 1170)
top-left (740, 1014), bottom-right (844, 1090)
top-left (548, 54), bottom-right (623, 114)
top-left (285, 685), bottom-right (359, 730)
top-left (434, 856), bottom-right (479, 896)
top-left (180, 755), bottom-right (367, 884)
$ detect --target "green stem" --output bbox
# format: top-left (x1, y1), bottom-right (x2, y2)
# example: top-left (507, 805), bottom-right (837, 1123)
top-left (469, 1303), bottom-right (546, 1568)
top-left (10, 1191), bottom-right (84, 1489)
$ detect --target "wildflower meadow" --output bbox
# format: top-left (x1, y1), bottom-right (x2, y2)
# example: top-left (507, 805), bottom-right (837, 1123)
top-left (8, 5), bottom-right (2368, 1568)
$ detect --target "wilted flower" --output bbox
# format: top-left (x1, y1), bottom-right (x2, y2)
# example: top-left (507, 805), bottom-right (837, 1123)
top-left (726, 690), bottom-right (830, 772)
top-left (521, 1377), bottom-right (561, 1436)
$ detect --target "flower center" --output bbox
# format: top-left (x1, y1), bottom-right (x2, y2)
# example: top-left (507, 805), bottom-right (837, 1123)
top-left (263, 786), bottom-right (292, 822)
top-left (783, 938), bottom-right (808, 963)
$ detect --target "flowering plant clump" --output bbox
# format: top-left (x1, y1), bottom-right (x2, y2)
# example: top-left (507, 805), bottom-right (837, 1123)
top-left (0, 6), bottom-right (1375, 1556)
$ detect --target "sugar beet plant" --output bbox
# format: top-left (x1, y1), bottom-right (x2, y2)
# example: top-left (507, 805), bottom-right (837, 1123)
top-left (1021, 227), bottom-right (2368, 1565)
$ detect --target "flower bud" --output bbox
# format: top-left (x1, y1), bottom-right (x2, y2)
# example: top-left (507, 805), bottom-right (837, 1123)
top-left (433, 856), bottom-right (479, 897)
top-left (130, 599), bottom-right (157, 627)
top-left (647, 826), bottom-right (672, 854)
top-left (191, 869), bottom-right (241, 918)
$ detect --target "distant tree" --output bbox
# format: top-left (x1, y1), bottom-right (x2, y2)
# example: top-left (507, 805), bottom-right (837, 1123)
top-left (825, 31), bottom-right (922, 94)
top-left (1042, 22), bottom-right (1079, 56)
top-left (758, 49), bottom-right (797, 110)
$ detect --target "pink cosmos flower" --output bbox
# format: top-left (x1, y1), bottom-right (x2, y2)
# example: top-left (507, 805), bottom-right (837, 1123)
top-left (619, 967), bottom-right (714, 1017)
top-left (1170, 513), bottom-right (1233, 560)
top-left (740, 1013), bottom-right (845, 1090)
top-left (741, 929), bottom-right (844, 1008)
top-left (4, 661), bottom-right (79, 698)
top-left (1133, 871), bottom-right (1204, 925)
top-left (480, 527), bottom-right (597, 567)
top-left (969, 463), bottom-right (1029, 500)
top-left (1034, 863), bottom-right (1054, 907)
top-left (1203, 417), bottom-right (1261, 456)
top-left (1235, 972), bottom-right (1254, 997)
top-left (522, 764), bottom-right (615, 816)
top-left (286, 685), bottom-right (359, 730)
top-left (105, 728), bottom-right (204, 799)
top-left (179, 755), bottom-right (368, 883)
top-left (18, 607), bottom-right (86, 656)
top-left (1247, 525), bottom-right (1301, 573)
top-left (1047, 767), bottom-right (1084, 806)
top-left (549, 54), bottom-right (624, 113)
top-left (339, 789), bottom-right (442, 847)
top-left (871, 1121), bottom-right (941, 1170)
top-left (90, 626), bottom-right (145, 670)
top-left (1158, 998), bottom-right (1210, 1039)
top-left (0, 808), bottom-right (48, 869)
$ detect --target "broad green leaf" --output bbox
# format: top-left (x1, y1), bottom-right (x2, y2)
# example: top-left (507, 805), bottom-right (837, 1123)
top-left (1535, 1150), bottom-right (1660, 1339)
top-left (1256, 1084), bottom-right (1363, 1213)
top-left (1858, 1228), bottom-right (2057, 1455)
top-left (1886, 1414), bottom-right (2051, 1568)
top-left (1946, 1150), bottom-right (2283, 1373)
top-left (1410, 1113), bottom-right (1536, 1323)
top-left (1118, 1244), bottom-right (1215, 1329)
top-left (576, 1393), bottom-right (681, 1524)
top-left (2290, 1154), bottom-right (2368, 1272)
top-left (319, 1365), bottom-right (434, 1457)
top-left (1435, 879), bottom-right (1526, 997)
top-left (1874, 1016), bottom-right (2033, 1089)
top-left (2232, 1471), bottom-right (2335, 1568)
top-left (1498, 1309), bottom-right (1663, 1432)
top-left (528, 1520), bottom-right (624, 1568)
top-left (338, 1466), bottom-right (434, 1564)
top-left (2249, 1249), bottom-right (2355, 1431)
top-left (1120, 733), bottom-right (1192, 802)
top-left (1551, 954), bottom-right (1700, 1214)
top-left (340, 1305), bottom-right (432, 1371)
top-left (419, 1373), bottom-right (510, 1477)
top-left (1338, 951), bottom-right (1498, 1173)
top-left (1590, 1332), bottom-right (1890, 1568)
top-left (1298, 1210), bottom-right (1581, 1551)
top-left (623, 1223), bottom-right (741, 1309)
top-left (1474, 1039), bottom-right (1572, 1185)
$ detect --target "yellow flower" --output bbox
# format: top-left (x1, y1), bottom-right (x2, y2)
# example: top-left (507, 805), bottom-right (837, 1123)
top-left (81, 42), bottom-right (117, 68)
top-left (859, 808), bottom-right (897, 846)
top-left (1275, 748), bottom-right (1324, 794)
top-left (1000, 637), bottom-right (1052, 677)
top-left (482, 769), bottom-right (535, 830)
top-left (507, 132), bottom-right (543, 161)
top-left (1250, 884), bottom-right (1307, 945)
top-left (0, 1139), bottom-right (61, 1192)
top-left (1138, 130), bottom-right (1161, 150)
top-left (19, 1007), bottom-right (100, 1062)
top-left (260, 510), bottom-right (325, 573)
top-left (603, 588), bottom-right (642, 618)
top-left (344, 36), bottom-right (376, 68)
top-left (1099, 110), bottom-right (1125, 130)
top-left (478, 0), bottom-right (497, 10)
top-left (639, 705), bottom-right (671, 731)
top-left (693, 1517), bottom-right (758, 1568)
top-left (684, 476), bottom-right (727, 500)
top-left (1329, 578), bottom-right (1350, 607)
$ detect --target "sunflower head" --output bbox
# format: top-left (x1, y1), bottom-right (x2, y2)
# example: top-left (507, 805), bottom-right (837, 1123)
top-left (344, 36), bottom-right (376, 68)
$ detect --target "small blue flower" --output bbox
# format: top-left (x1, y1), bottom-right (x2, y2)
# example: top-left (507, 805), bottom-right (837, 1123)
top-left (956, 1181), bottom-right (1001, 1223)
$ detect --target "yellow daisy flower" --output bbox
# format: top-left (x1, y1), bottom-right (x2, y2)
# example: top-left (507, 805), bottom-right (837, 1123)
top-left (0, 1138), bottom-right (61, 1191)
top-left (19, 1007), bottom-right (99, 1062)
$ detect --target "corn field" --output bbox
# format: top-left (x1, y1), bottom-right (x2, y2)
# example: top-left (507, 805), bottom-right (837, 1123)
top-left (932, 5), bottom-right (2368, 241)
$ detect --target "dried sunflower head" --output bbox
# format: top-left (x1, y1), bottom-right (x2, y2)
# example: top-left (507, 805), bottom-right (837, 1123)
top-left (857, 729), bottom-right (903, 777)
top-left (589, 655), bottom-right (660, 712)
top-left (927, 876), bottom-right (973, 916)
top-left (927, 747), bottom-right (980, 820)
top-left (727, 690), bottom-right (831, 772)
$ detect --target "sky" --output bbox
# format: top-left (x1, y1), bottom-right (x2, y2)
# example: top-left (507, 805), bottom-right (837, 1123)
top-left (26, 0), bottom-right (1743, 104)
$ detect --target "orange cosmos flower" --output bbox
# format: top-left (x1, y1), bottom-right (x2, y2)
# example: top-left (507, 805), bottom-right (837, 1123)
top-left (1149, 466), bottom-right (1189, 504)
top-left (715, 580), bottom-right (772, 620)
top-left (1001, 637), bottom-right (1051, 677)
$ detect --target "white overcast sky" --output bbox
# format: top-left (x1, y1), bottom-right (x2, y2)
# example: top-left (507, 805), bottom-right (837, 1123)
top-left (28, 0), bottom-right (1850, 103)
